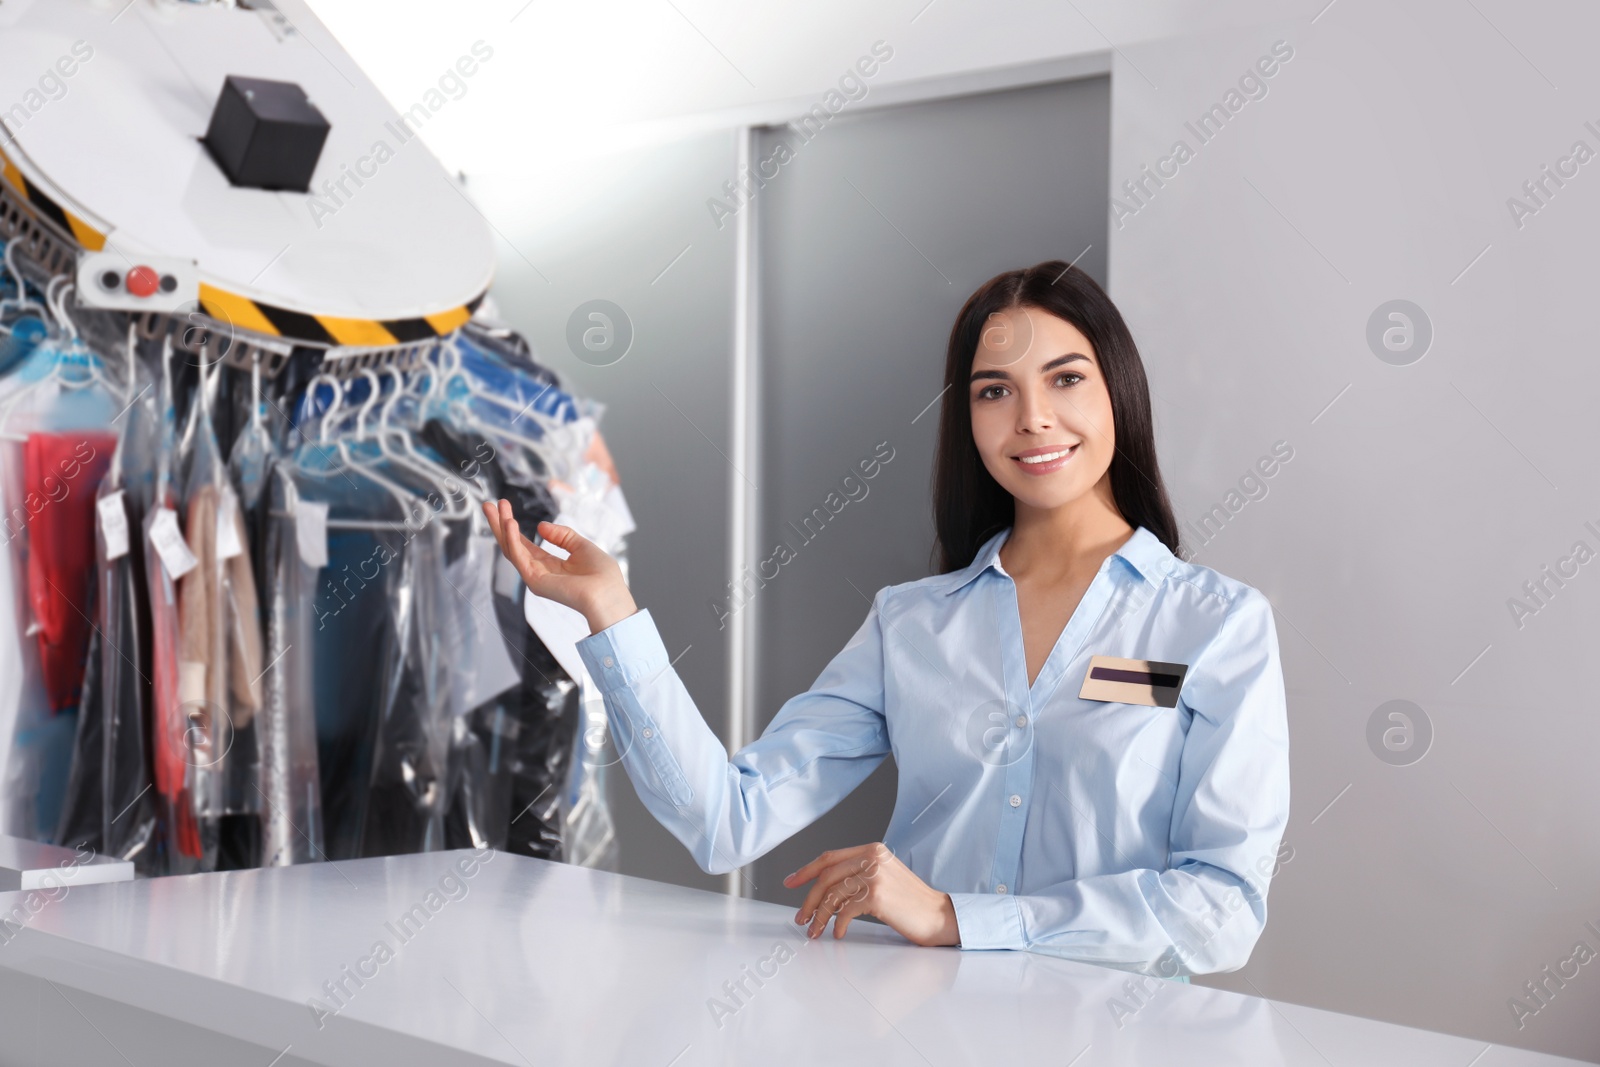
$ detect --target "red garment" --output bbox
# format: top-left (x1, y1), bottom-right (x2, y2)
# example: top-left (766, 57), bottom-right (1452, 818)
top-left (23, 432), bottom-right (115, 712)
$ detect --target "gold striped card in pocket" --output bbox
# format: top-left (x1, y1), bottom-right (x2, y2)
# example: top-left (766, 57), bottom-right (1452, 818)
top-left (1078, 655), bottom-right (1189, 708)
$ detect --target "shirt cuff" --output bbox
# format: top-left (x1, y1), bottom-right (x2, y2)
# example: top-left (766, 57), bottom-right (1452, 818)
top-left (948, 892), bottom-right (1026, 950)
top-left (576, 608), bottom-right (669, 694)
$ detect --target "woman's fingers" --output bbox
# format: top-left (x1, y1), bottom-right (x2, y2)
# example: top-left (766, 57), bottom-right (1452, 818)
top-left (534, 520), bottom-right (605, 567)
top-left (786, 844), bottom-right (895, 939)
top-left (786, 843), bottom-right (954, 947)
top-left (485, 501), bottom-right (563, 586)
top-left (796, 856), bottom-right (874, 937)
top-left (510, 522), bottom-right (582, 593)
top-left (482, 499), bottom-right (506, 541)
top-left (830, 896), bottom-right (872, 940)
top-left (807, 864), bottom-right (871, 939)
top-left (487, 504), bottom-right (598, 574)
top-left (794, 858), bottom-right (839, 924)
top-left (533, 519), bottom-right (577, 551)
top-left (497, 504), bottom-right (538, 572)
top-left (785, 845), bottom-right (856, 891)
top-left (486, 500), bottom-right (525, 561)
top-left (801, 869), bottom-right (845, 937)
top-left (483, 500), bottom-right (638, 631)
top-left (783, 852), bottom-right (827, 891)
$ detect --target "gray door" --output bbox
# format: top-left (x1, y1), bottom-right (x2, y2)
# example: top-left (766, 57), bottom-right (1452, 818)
top-left (750, 76), bottom-right (1111, 903)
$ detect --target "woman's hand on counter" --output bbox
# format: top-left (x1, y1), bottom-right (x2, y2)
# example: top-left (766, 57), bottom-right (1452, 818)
top-left (482, 499), bottom-right (637, 634)
top-left (784, 842), bottom-right (960, 947)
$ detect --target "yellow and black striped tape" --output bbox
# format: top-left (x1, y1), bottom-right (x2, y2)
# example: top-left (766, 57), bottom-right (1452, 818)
top-left (0, 145), bottom-right (486, 346)
top-left (0, 147), bottom-right (107, 252)
top-left (197, 283), bottom-right (484, 347)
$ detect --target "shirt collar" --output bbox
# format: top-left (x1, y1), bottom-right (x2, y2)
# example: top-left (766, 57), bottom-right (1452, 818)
top-left (942, 525), bottom-right (1173, 596)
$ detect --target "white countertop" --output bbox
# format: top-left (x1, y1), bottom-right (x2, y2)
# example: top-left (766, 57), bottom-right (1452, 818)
top-left (0, 850), bottom-right (1587, 1066)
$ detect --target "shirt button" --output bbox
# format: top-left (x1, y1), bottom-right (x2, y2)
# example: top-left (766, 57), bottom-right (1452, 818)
top-left (642, 727), bottom-right (654, 739)
top-left (603, 656), bottom-right (614, 668)
top-left (1015, 715), bottom-right (1027, 728)
top-left (995, 884), bottom-right (1008, 894)
top-left (1009, 794), bottom-right (1021, 808)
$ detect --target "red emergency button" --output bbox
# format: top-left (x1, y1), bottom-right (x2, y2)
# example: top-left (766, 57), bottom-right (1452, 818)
top-left (126, 266), bottom-right (160, 297)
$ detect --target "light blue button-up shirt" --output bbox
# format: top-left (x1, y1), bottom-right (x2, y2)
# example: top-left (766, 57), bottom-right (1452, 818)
top-left (575, 525), bottom-right (1291, 977)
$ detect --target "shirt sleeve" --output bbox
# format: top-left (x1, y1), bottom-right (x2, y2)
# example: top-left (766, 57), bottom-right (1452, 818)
top-left (575, 597), bottom-right (892, 876)
top-left (947, 587), bottom-right (1292, 977)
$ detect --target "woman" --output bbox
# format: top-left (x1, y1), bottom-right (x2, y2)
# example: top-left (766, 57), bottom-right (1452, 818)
top-left (483, 261), bottom-right (1290, 979)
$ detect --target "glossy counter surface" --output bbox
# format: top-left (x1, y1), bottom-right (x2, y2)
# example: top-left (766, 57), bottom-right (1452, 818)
top-left (0, 850), bottom-right (1586, 1066)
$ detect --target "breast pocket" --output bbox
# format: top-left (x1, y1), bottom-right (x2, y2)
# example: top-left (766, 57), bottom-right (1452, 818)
top-left (1063, 665), bottom-right (1193, 820)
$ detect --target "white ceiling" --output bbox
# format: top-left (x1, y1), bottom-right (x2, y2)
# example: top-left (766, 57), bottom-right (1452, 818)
top-left (298, 0), bottom-right (1277, 173)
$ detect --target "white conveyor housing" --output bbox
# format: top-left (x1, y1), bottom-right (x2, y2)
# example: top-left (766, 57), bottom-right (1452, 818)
top-left (0, 0), bottom-right (495, 371)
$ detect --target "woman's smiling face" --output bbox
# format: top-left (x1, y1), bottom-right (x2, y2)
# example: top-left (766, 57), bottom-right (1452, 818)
top-left (968, 305), bottom-right (1116, 514)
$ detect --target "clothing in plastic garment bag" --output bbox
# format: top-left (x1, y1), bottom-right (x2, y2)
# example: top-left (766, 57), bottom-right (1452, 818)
top-left (357, 518), bottom-right (457, 857)
top-left (0, 331), bottom-right (118, 843)
top-left (258, 467), bottom-right (326, 866)
top-left (269, 423), bottom-right (457, 862)
top-left (417, 415), bottom-right (577, 859)
top-left (56, 352), bottom-right (160, 870)
top-left (172, 378), bottom-right (265, 873)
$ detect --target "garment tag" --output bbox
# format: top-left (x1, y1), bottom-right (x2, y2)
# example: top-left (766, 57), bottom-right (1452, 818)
top-left (295, 500), bottom-right (329, 568)
top-left (493, 552), bottom-right (523, 599)
top-left (447, 541), bottom-right (523, 715)
top-left (97, 490), bottom-right (129, 560)
top-left (177, 659), bottom-right (207, 708)
top-left (149, 507), bottom-right (198, 580)
top-left (216, 488), bottom-right (244, 560)
top-left (1079, 655), bottom-right (1189, 708)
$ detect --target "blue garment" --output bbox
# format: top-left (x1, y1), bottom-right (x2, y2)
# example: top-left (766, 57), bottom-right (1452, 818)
top-left (575, 525), bottom-right (1291, 977)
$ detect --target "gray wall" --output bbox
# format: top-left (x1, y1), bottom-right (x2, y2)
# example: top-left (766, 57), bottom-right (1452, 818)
top-left (1107, 11), bottom-right (1600, 1062)
top-left (749, 78), bottom-right (1111, 901)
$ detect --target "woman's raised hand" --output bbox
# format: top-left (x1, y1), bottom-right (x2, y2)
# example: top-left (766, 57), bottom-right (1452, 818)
top-left (482, 498), bottom-right (638, 634)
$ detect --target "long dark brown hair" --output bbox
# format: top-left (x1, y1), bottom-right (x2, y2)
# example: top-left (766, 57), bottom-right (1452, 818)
top-left (932, 260), bottom-right (1181, 573)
